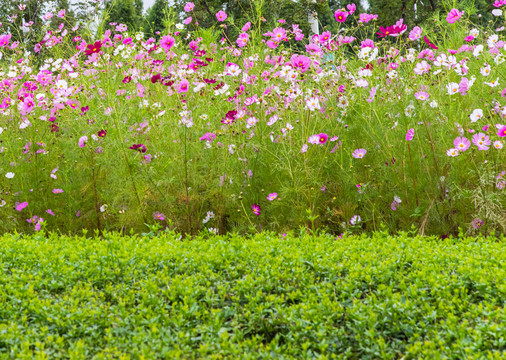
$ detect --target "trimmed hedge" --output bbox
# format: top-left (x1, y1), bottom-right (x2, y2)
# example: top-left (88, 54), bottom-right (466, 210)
top-left (1, 231), bottom-right (506, 359)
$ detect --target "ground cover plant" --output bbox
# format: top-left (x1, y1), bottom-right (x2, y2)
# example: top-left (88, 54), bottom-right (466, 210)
top-left (0, 231), bottom-right (506, 358)
top-left (0, 1), bottom-right (505, 236)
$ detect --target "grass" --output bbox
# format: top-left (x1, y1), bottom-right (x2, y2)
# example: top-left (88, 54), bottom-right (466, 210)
top-left (1, 231), bottom-right (506, 359)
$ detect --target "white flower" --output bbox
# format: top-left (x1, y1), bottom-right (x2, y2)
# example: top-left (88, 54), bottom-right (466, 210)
top-left (473, 45), bottom-right (484, 57)
top-left (470, 109), bottom-right (483, 123)
top-left (480, 64), bottom-right (491, 76)
top-left (305, 97), bottom-right (320, 111)
top-left (429, 100), bottom-right (438, 108)
top-left (446, 82), bottom-right (459, 95)
top-left (484, 78), bottom-right (500, 87)
top-left (0, 200), bottom-right (5, 207)
top-left (175, 23), bottom-right (184, 30)
top-left (492, 9), bottom-right (502, 17)
top-left (5, 172), bottom-right (15, 179)
top-left (100, 204), bottom-right (108, 212)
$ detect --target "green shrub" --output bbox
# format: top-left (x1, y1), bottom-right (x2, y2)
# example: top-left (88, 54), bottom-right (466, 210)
top-left (1, 231), bottom-right (506, 359)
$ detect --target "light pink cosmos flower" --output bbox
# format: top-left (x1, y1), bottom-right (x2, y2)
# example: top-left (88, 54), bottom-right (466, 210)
top-left (447, 9), bottom-right (464, 24)
top-left (408, 26), bottom-right (422, 41)
top-left (267, 193), bottom-right (278, 201)
top-left (447, 148), bottom-right (460, 157)
top-left (406, 128), bottom-right (415, 141)
top-left (184, 17), bottom-right (192, 25)
top-left (352, 149), bottom-right (367, 159)
top-left (216, 11), bottom-right (227, 22)
top-left (52, 188), bottom-right (64, 194)
top-left (78, 136), bottom-right (88, 148)
top-left (454, 137), bottom-right (471, 151)
top-left (236, 33), bottom-right (249, 48)
top-left (414, 91), bottom-right (429, 101)
top-left (184, 2), bottom-right (194, 12)
top-left (472, 133), bottom-right (491, 150)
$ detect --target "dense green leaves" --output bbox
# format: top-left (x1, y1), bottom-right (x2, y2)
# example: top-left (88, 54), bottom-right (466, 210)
top-left (1, 232), bottom-right (506, 358)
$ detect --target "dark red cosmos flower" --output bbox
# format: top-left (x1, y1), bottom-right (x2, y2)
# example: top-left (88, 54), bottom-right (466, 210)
top-left (50, 123), bottom-right (59, 132)
top-left (203, 78), bottom-right (216, 84)
top-left (129, 143), bottom-right (147, 153)
top-left (205, 58), bottom-right (214, 63)
top-left (85, 41), bottom-right (102, 56)
top-left (163, 80), bottom-right (174, 87)
top-left (98, 130), bottom-right (107, 137)
top-left (423, 36), bottom-right (438, 49)
top-left (81, 106), bottom-right (89, 113)
top-left (122, 76), bottom-right (132, 84)
top-left (151, 74), bottom-right (161, 83)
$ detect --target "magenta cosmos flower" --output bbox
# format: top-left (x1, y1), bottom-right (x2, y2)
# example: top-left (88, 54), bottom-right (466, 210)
top-left (318, 133), bottom-right (328, 144)
top-left (251, 203), bottom-right (261, 216)
top-left (335, 11), bottom-right (348, 23)
top-left (15, 201), bottom-right (28, 211)
top-left (352, 148), bottom-right (367, 159)
top-left (216, 11), bottom-right (227, 22)
top-left (454, 137), bottom-right (471, 152)
top-left (160, 35), bottom-right (175, 52)
top-left (498, 125), bottom-right (506, 137)
top-left (446, 8), bottom-right (464, 24)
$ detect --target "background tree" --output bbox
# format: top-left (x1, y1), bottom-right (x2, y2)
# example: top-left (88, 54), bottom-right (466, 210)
top-left (104, 0), bottom-right (144, 31)
top-left (144, 0), bottom-right (170, 38)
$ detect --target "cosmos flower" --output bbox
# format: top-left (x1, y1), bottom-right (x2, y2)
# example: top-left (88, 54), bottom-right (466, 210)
top-left (251, 203), bottom-right (261, 216)
top-left (267, 193), bottom-right (278, 201)
top-left (352, 148), bottom-right (367, 159)
top-left (447, 8), bottom-right (464, 24)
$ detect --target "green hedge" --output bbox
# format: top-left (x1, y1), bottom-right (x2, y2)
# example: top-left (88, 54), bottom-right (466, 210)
top-left (1, 231), bottom-right (506, 359)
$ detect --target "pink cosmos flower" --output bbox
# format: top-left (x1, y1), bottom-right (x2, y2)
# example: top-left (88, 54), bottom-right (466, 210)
top-left (498, 125), bottom-right (506, 137)
top-left (153, 211), bottom-right (166, 220)
top-left (160, 35), bottom-right (175, 52)
top-left (52, 188), bottom-right (64, 194)
top-left (216, 11), bottom-right (227, 22)
top-left (58, 9), bottom-right (66, 18)
top-left (347, 3), bottom-right (356, 14)
top-left (200, 132), bottom-right (216, 142)
top-left (414, 91), bottom-right (429, 101)
top-left (447, 148), bottom-right (459, 157)
top-left (236, 33), bottom-right (249, 48)
top-left (176, 79), bottom-right (189, 93)
top-left (359, 13), bottom-right (378, 23)
top-left (267, 193), bottom-right (278, 201)
top-left (46, 209), bottom-right (55, 216)
top-left (251, 203), bottom-right (261, 216)
top-left (454, 137), bottom-right (471, 151)
top-left (16, 201), bottom-right (28, 211)
top-left (352, 148), bottom-right (367, 159)
top-left (406, 128), bottom-right (415, 141)
top-left (184, 17), bottom-right (192, 25)
top-left (184, 2), bottom-right (195, 12)
top-left (446, 8), bottom-right (464, 24)
top-left (335, 11), bottom-right (348, 23)
top-left (242, 22), bottom-right (251, 32)
top-left (408, 26), bottom-right (423, 41)
top-left (78, 136), bottom-right (88, 148)
top-left (472, 133), bottom-right (491, 150)
top-left (318, 133), bottom-right (328, 144)
top-left (350, 215), bottom-right (361, 225)
top-left (291, 54), bottom-right (311, 73)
